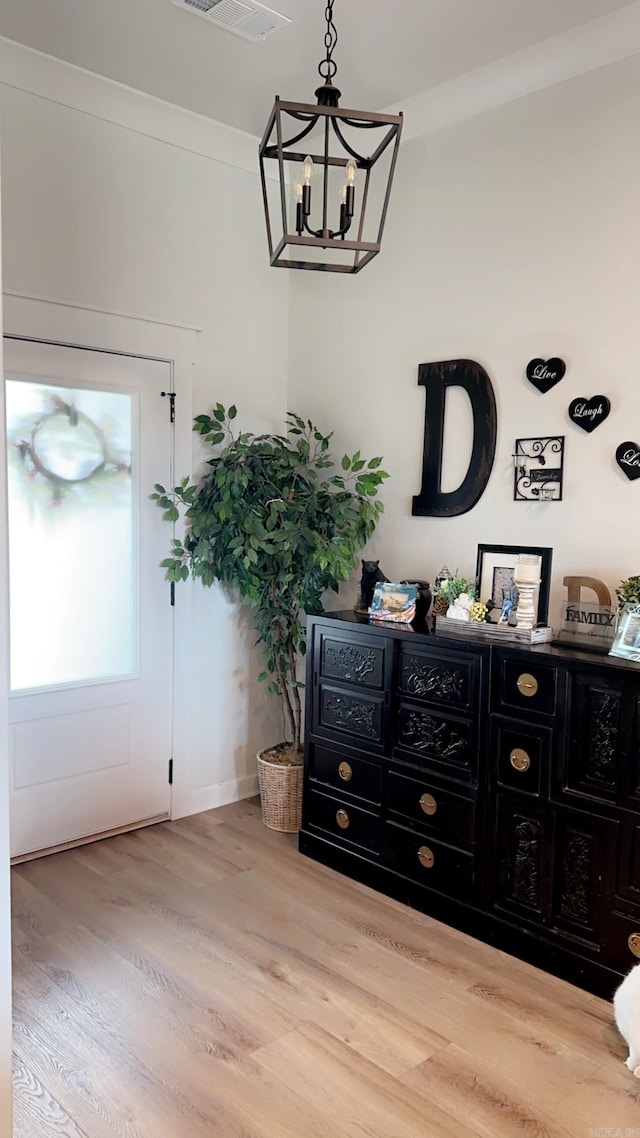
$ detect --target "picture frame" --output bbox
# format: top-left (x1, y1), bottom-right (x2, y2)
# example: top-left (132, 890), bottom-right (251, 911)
top-left (475, 544), bottom-right (553, 626)
top-left (609, 602), bottom-right (640, 662)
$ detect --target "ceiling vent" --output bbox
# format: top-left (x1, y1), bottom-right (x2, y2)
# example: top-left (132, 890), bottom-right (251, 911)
top-left (170, 0), bottom-right (291, 42)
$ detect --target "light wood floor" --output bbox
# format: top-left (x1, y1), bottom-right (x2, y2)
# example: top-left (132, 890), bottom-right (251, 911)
top-left (11, 798), bottom-right (639, 1137)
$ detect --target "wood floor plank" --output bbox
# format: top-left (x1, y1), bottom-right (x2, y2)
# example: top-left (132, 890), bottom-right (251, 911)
top-left (254, 1021), bottom-right (479, 1138)
top-left (12, 798), bottom-right (635, 1138)
top-left (401, 1042), bottom-right (576, 1138)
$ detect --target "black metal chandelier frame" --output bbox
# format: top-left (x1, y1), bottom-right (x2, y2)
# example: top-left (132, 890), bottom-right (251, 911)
top-left (258, 1), bottom-right (403, 274)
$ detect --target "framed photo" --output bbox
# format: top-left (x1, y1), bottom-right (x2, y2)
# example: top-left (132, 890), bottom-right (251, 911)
top-left (475, 544), bottom-right (553, 626)
top-left (609, 603), bottom-right (640, 661)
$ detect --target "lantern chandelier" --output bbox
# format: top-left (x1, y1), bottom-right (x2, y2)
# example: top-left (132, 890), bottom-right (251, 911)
top-left (258, 0), bottom-right (403, 274)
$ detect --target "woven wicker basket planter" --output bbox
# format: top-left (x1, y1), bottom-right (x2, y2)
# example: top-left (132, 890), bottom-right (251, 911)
top-left (257, 749), bottom-right (303, 833)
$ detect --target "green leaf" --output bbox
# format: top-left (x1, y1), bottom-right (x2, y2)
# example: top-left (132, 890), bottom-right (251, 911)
top-left (213, 408), bottom-right (225, 422)
top-left (341, 455), bottom-right (351, 470)
top-left (228, 405), bottom-right (237, 420)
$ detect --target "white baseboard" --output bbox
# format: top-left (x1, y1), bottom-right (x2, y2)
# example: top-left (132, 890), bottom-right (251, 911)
top-left (171, 772), bottom-right (259, 820)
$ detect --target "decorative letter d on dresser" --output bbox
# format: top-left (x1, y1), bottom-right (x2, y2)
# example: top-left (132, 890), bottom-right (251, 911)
top-left (412, 359), bottom-right (497, 517)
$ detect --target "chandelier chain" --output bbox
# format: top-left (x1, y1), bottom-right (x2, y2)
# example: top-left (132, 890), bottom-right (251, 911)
top-left (318, 0), bottom-right (338, 83)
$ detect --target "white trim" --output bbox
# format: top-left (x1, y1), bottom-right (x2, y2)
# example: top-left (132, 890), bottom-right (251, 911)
top-left (4, 289), bottom-right (203, 335)
top-left (0, 35), bottom-right (260, 176)
top-left (171, 772), bottom-right (259, 819)
top-left (385, 2), bottom-right (640, 141)
top-left (3, 6), bottom-right (640, 163)
top-left (3, 292), bottom-right (198, 837)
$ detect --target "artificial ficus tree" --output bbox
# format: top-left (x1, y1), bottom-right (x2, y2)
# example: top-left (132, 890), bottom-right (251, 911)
top-left (152, 405), bottom-right (388, 755)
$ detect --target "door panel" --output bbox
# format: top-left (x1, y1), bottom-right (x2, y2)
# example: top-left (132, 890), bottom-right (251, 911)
top-left (5, 337), bottom-right (173, 856)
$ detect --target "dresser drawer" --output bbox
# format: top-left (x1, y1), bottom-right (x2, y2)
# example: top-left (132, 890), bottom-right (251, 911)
top-left (319, 632), bottom-right (385, 690)
top-left (385, 821), bottom-right (474, 899)
top-left (388, 769), bottom-right (475, 845)
top-left (491, 715), bottom-right (552, 797)
top-left (494, 653), bottom-right (558, 718)
top-left (309, 742), bottom-right (382, 806)
top-left (306, 789), bottom-right (381, 855)
top-left (315, 684), bottom-right (385, 749)
top-left (396, 702), bottom-right (475, 783)
top-left (398, 645), bottom-right (478, 714)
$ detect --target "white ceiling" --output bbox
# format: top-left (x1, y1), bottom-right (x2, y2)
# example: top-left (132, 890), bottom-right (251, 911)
top-left (0, 0), bottom-right (635, 136)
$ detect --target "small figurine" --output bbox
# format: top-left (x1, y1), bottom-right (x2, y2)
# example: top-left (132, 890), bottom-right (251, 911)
top-left (355, 560), bottom-right (389, 614)
top-left (498, 586), bottom-right (517, 625)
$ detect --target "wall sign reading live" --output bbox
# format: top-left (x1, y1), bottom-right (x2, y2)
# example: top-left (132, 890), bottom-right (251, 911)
top-left (616, 442), bottom-right (640, 481)
top-left (568, 395), bottom-right (610, 433)
top-left (526, 357), bottom-right (566, 394)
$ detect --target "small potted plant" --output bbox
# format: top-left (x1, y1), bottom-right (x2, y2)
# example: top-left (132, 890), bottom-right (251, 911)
top-left (152, 405), bottom-right (388, 832)
top-left (616, 576), bottom-right (640, 608)
top-left (435, 575), bottom-right (477, 620)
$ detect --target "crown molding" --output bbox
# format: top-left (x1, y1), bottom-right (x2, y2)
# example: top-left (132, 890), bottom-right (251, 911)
top-left (386, 2), bottom-right (640, 141)
top-left (0, 35), bottom-right (261, 175)
top-left (2, 3), bottom-right (640, 165)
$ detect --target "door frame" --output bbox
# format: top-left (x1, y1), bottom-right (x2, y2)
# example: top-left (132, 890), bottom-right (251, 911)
top-left (3, 292), bottom-right (199, 826)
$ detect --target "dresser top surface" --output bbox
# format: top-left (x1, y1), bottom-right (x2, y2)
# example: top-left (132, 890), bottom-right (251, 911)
top-left (311, 609), bottom-right (640, 675)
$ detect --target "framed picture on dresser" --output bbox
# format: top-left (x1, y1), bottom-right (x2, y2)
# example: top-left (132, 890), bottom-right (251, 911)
top-left (475, 543), bottom-right (553, 626)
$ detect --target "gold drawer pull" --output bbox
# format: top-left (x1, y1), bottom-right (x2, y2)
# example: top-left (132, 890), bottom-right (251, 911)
top-left (517, 672), bottom-right (539, 698)
top-left (510, 748), bottom-right (531, 773)
top-left (338, 761), bottom-right (352, 782)
top-left (417, 845), bottom-right (435, 869)
top-left (336, 809), bottom-right (350, 830)
top-left (629, 933), bottom-right (640, 958)
top-left (419, 793), bottom-right (437, 816)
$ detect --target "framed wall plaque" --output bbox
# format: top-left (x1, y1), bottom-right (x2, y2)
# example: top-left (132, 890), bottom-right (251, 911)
top-left (513, 437), bottom-right (564, 501)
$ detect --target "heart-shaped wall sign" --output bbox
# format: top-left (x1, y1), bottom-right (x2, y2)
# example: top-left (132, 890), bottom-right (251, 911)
top-left (526, 357), bottom-right (566, 394)
top-left (568, 395), bottom-right (610, 433)
top-left (616, 442), bottom-right (640, 481)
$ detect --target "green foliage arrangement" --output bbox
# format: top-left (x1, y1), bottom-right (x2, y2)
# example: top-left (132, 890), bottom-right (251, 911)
top-left (152, 404), bottom-right (389, 755)
top-left (436, 576), bottom-right (477, 606)
top-left (616, 576), bottom-right (640, 608)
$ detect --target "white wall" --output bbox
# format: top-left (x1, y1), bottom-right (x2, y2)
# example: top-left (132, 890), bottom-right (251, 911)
top-left (0, 78), bottom-right (289, 813)
top-left (0, 143), bottom-right (13, 1138)
top-left (288, 53), bottom-right (640, 622)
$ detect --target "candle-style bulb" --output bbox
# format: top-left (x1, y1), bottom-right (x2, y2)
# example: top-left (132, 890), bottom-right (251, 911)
top-left (341, 158), bottom-right (356, 219)
top-left (302, 155), bottom-right (313, 186)
top-left (294, 182), bottom-right (303, 203)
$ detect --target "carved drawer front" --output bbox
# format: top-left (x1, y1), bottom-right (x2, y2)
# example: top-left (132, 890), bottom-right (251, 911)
top-left (396, 703), bottom-right (474, 783)
top-left (387, 769), bottom-right (475, 846)
top-left (550, 813), bottom-right (617, 949)
top-left (492, 715), bottom-right (551, 798)
top-left (384, 821), bottom-right (474, 899)
top-left (306, 789), bottom-right (381, 855)
top-left (320, 634), bottom-right (385, 690)
top-left (494, 653), bottom-right (558, 718)
top-left (309, 742), bottom-right (382, 806)
top-left (604, 910), bottom-right (640, 974)
top-left (563, 673), bottom-right (630, 804)
top-left (317, 684), bottom-right (385, 747)
top-left (616, 820), bottom-right (640, 905)
top-left (493, 795), bottom-right (552, 925)
top-left (398, 646), bottom-right (477, 713)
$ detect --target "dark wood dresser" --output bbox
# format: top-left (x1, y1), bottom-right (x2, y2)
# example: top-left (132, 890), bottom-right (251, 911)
top-left (299, 611), bottom-right (640, 997)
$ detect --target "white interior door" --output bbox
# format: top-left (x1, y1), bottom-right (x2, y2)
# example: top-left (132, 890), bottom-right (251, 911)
top-left (5, 337), bottom-right (174, 857)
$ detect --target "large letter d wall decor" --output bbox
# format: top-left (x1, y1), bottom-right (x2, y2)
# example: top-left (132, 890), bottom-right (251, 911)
top-left (412, 359), bottom-right (497, 517)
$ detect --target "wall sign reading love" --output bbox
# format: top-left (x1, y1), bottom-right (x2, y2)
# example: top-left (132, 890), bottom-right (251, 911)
top-left (616, 443), bottom-right (640, 481)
